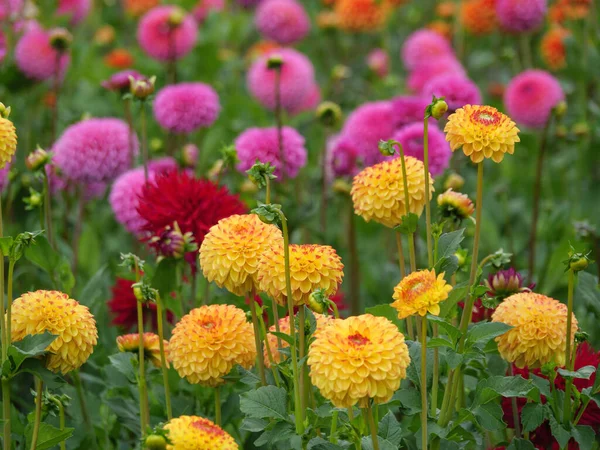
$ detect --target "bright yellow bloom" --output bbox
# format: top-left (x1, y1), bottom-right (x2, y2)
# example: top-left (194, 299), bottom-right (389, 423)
top-left (437, 188), bottom-right (475, 221)
top-left (165, 415), bottom-right (238, 450)
top-left (116, 332), bottom-right (168, 368)
top-left (444, 105), bottom-right (520, 163)
top-left (169, 304), bottom-right (256, 386)
top-left (0, 113), bottom-right (17, 170)
top-left (351, 156), bottom-right (433, 229)
top-left (257, 244), bottom-right (344, 307)
top-left (392, 269), bottom-right (452, 318)
top-left (199, 214), bottom-right (283, 296)
top-left (11, 290), bottom-right (98, 374)
top-left (334, 0), bottom-right (393, 32)
top-left (308, 314), bottom-right (410, 408)
top-left (492, 292), bottom-right (577, 368)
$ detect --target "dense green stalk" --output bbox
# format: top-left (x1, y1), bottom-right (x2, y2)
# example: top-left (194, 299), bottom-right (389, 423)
top-left (43, 171), bottom-right (55, 249)
top-left (364, 403), bottom-right (380, 450)
top-left (330, 410), bottom-right (338, 443)
top-left (215, 386), bottom-right (221, 426)
top-left (298, 306), bottom-right (307, 412)
top-left (29, 379), bottom-right (44, 450)
top-left (59, 401), bottom-right (66, 450)
top-left (508, 365), bottom-right (522, 438)
top-left (134, 263), bottom-right (149, 435)
top-left (156, 294), bottom-right (172, 419)
top-left (249, 290), bottom-right (267, 386)
top-left (420, 316), bottom-right (428, 449)
top-left (563, 269), bottom-right (576, 425)
top-left (72, 370), bottom-right (97, 448)
top-left (423, 118), bottom-right (433, 268)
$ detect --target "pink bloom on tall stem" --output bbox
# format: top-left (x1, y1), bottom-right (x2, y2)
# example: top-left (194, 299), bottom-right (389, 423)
top-left (422, 74), bottom-right (482, 112)
top-left (15, 25), bottom-right (70, 81)
top-left (56, 0), bottom-right (92, 25)
top-left (496, 0), bottom-right (547, 33)
top-left (401, 29), bottom-right (454, 71)
top-left (407, 56), bottom-right (466, 93)
top-left (288, 83), bottom-right (321, 116)
top-left (392, 122), bottom-right (452, 176)
top-left (255, 0), bottom-right (310, 45)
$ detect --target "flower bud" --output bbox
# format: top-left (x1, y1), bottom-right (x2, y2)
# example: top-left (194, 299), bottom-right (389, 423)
top-left (555, 125), bottom-right (568, 139)
top-left (454, 249), bottom-right (467, 268)
top-left (331, 64), bottom-right (351, 82)
top-left (444, 172), bottom-right (464, 191)
top-left (25, 148), bottom-right (50, 171)
top-left (24, 190), bottom-right (43, 209)
top-left (308, 290), bottom-right (328, 314)
top-left (572, 122), bottom-right (589, 137)
top-left (332, 179), bottom-right (351, 195)
top-left (267, 54), bottom-right (284, 70)
top-left (0, 102), bottom-right (11, 119)
top-left (150, 138), bottom-right (163, 152)
top-left (554, 101), bottom-right (567, 118)
top-left (150, 223), bottom-right (197, 259)
top-left (132, 283), bottom-right (144, 302)
top-left (316, 101), bottom-right (342, 128)
top-left (49, 28), bottom-right (72, 52)
top-left (130, 76), bottom-right (156, 100)
top-left (569, 256), bottom-right (589, 272)
top-left (181, 143), bottom-right (199, 168)
top-left (378, 139), bottom-right (397, 157)
top-left (144, 434), bottom-right (167, 450)
top-left (574, 331), bottom-right (589, 344)
top-left (429, 98), bottom-right (448, 120)
top-left (168, 7), bottom-right (186, 27)
top-left (94, 25), bottom-right (115, 46)
top-left (437, 189), bottom-right (474, 222)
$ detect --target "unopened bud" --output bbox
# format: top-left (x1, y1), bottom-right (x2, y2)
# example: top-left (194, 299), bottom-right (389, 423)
top-left (168, 7), bottom-right (186, 27)
top-left (49, 28), bottom-right (72, 52)
top-left (444, 172), bottom-right (464, 191)
top-left (331, 64), bottom-right (351, 82)
top-left (308, 289), bottom-right (329, 314)
top-left (569, 257), bottom-right (589, 272)
top-left (130, 76), bottom-right (156, 100)
top-left (332, 179), bottom-right (351, 194)
top-left (94, 25), bottom-right (115, 46)
top-left (132, 283), bottom-right (144, 302)
top-left (150, 138), bottom-right (163, 152)
top-left (555, 125), bottom-right (568, 139)
top-left (144, 434), bottom-right (167, 450)
top-left (181, 144), bottom-right (199, 168)
top-left (572, 122), bottom-right (589, 137)
top-left (316, 102), bottom-right (342, 128)
top-left (25, 148), bottom-right (50, 171)
top-left (267, 54), bottom-right (284, 70)
top-left (454, 249), bottom-right (467, 268)
top-left (429, 97), bottom-right (448, 120)
top-left (574, 331), bottom-right (589, 344)
top-left (0, 102), bottom-right (11, 119)
top-left (554, 101), bottom-right (567, 118)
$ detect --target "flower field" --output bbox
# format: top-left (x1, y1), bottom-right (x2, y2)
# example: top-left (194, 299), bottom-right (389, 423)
top-left (0, 0), bottom-right (599, 449)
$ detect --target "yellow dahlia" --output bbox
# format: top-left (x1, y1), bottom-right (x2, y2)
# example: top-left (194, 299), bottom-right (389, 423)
top-left (257, 244), bottom-right (344, 307)
top-left (445, 105), bottom-right (520, 163)
top-left (11, 290), bottom-right (98, 374)
top-left (351, 156), bottom-right (433, 229)
top-left (308, 314), bottom-right (410, 408)
top-left (199, 214), bottom-right (283, 296)
top-left (164, 415), bottom-right (238, 450)
top-left (437, 188), bottom-right (475, 221)
top-left (491, 293), bottom-right (577, 369)
top-left (169, 304), bottom-right (256, 386)
top-left (0, 108), bottom-right (17, 170)
top-left (116, 332), bottom-right (168, 368)
top-left (334, 0), bottom-right (393, 32)
top-left (392, 269), bottom-right (452, 318)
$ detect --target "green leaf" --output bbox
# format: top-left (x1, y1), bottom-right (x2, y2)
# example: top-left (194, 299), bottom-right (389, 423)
top-left (240, 418), bottom-right (268, 432)
top-left (548, 414), bottom-right (571, 449)
top-left (108, 352), bottom-right (137, 384)
top-left (24, 236), bottom-right (74, 293)
top-left (270, 331), bottom-right (295, 347)
top-left (572, 425), bottom-right (595, 450)
top-left (254, 421), bottom-right (295, 446)
top-left (361, 436), bottom-right (397, 450)
top-left (395, 213), bottom-right (419, 234)
top-left (475, 376), bottom-right (539, 405)
top-left (365, 304), bottom-right (403, 331)
top-left (25, 422), bottom-right (73, 450)
top-left (576, 272), bottom-right (600, 315)
top-left (427, 338), bottom-right (455, 349)
top-left (240, 386), bottom-right (290, 422)
top-left (378, 411), bottom-right (402, 446)
top-left (506, 438), bottom-right (536, 450)
top-left (472, 402), bottom-right (505, 431)
top-left (307, 437), bottom-right (346, 450)
top-left (520, 403), bottom-right (546, 433)
top-left (466, 322), bottom-right (512, 348)
top-left (436, 229), bottom-right (466, 262)
top-left (427, 315), bottom-right (461, 344)
top-left (17, 359), bottom-right (65, 390)
top-left (557, 365), bottom-right (596, 380)
top-left (3, 332), bottom-right (57, 377)
top-left (439, 282), bottom-right (468, 318)
top-left (0, 236), bottom-right (14, 255)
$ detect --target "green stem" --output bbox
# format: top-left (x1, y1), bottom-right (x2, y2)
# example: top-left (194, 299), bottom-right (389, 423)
top-left (563, 269), bottom-right (576, 425)
top-left (215, 386), bottom-right (221, 426)
top-left (395, 232), bottom-right (406, 279)
top-left (298, 306), bottom-right (307, 413)
top-left (258, 312), bottom-right (281, 387)
top-left (43, 171), bottom-right (54, 249)
top-left (58, 400), bottom-right (66, 450)
top-left (431, 322), bottom-right (439, 416)
top-left (264, 175), bottom-right (271, 205)
top-left (140, 101), bottom-right (149, 182)
top-left (348, 201), bottom-right (361, 316)
top-left (420, 316), bottom-right (428, 449)
top-left (519, 33), bottom-right (533, 69)
top-left (330, 410), bottom-right (338, 443)
top-left (0, 196), bottom-right (9, 450)
top-left (423, 117), bottom-right (433, 268)
top-left (249, 291), bottom-right (267, 386)
top-left (508, 364), bottom-right (522, 438)
top-left (364, 403), bottom-right (380, 450)
top-left (29, 379), bottom-right (44, 450)
top-left (395, 142), bottom-right (417, 274)
top-left (134, 262), bottom-right (149, 436)
top-left (72, 371), bottom-right (96, 448)
top-left (156, 294), bottom-right (172, 420)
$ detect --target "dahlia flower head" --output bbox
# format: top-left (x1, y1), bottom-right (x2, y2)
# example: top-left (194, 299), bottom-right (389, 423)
top-left (445, 104), bottom-right (520, 163)
top-left (351, 156), bottom-right (433, 229)
top-left (0, 0), bottom-right (22, 21)
top-left (496, 0), bottom-right (547, 33)
top-left (367, 48), bottom-right (389, 78)
top-left (504, 70), bottom-right (564, 128)
top-left (104, 48), bottom-right (134, 70)
top-left (401, 29), bottom-right (454, 71)
top-left (392, 269), bottom-right (452, 318)
top-left (461, 0), bottom-right (497, 36)
top-left (137, 5), bottom-right (198, 62)
top-left (437, 188), bottom-right (475, 221)
top-left (541, 27), bottom-right (569, 71)
top-left (153, 82), bottom-right (221, 133)
top-left (165, 416), bottom-right (238, 450)
top-left (422, 74), bottom-right (482, 112)
top-left (485, 267), bottom-right (533, 300)
top-left (255, 0), bottom-right (310, 45)
top-left (53, 118), bottom-right (138, 183)
top-left (334, 0), bottom-right (394, 32)
top-left (56, 0), bottom-right (91, 25)
top-left (247, 48), bottom-right (315, 113)
top-left (391, 122), bottom-right (452, 176)
top-left (200, 214), bottom-right (283, 296)
top-left (109, 158), bottom-right (178, 235)
top-left (11, 290), bottom-right (98, 374)
top-left (15, 24), bottom-right (71, 81)
top-left (407, 56), bottom-right (466, 93)
top-left (390, 95), bottom-right (432, 129)
top-left (192, 0), bottom-right (225, 24)
top-left (124, 0), bottom-right (159, 17)
top-left (288, 83), bottom-right (321, 116)
top-left (0, 115), bottom-right (17, 170)
top-left (169, 304), bottom-right (256, 386)
top-left (325, 134), bottom-right (362, 181)
top-left (235, 126), bottom-right (307, 180)
top-left (257, 244), bottom-right (344, 307)
top-left (101, 69), bottom-right (145, 93)
top-left (492, 292), bottom-right (577, 368)
top-left (308, 314), bottom-right (411, 408)
top-left (117, 332), bottom-right (168, 368)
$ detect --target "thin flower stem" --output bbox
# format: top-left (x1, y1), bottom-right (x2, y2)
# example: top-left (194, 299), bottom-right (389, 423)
top-left (395, 142), bottom-right (417, 274)
top-left (258, 313), bottom-right (281, 388)
top-left (349, 203), bottom-right (361, 316)
top-left (140, 101), bottom-right (149, 183)
top-left (330, 410), bottom-right (338, 443)
top-left (395, 232), bottom-right (406, 279)
top-left (508, 364), bottom-right (522, 438)
top-left (6, 259), bottom-right (14, 357)
top-left (249, 290), bottom-right (267, 386)
top-left (574, 397), bottom-right (591, 426)
top-left (423, 117), bottom-right (433, 268)
top-left (72, 370), bottom-right (97, 448)
top-left (134, 262), bottom-right (149, 435)
top-left (431, 322), bottom-right (439, 416)
top-left (420, 316), bottom-right (428, 449)
top-left (364, 403), bottom-right (380, 450)
top-left (71, 186), bottom-right (86, 274)
top-left (519, 33), bottom-right (533, 69)
top-left (563, 269), bottom-right (576, 425)
top-left (215, 386), bottom-right (221, 426)
top-left (320, 126), bottom-right (331, 234)
top-left (264, 175), bottom-right (271, 205)
top-left (29, 378), bottom-right (44, 450)
top-left (156, 294), bottom-right (172, 420)
top-left (0, 195), bottom-right (10, 450)
top-left (274, 67), bottom-right (286, 180)
top-left (123, 98), bottom-right (135, 167)
top-left (50, 52), bottom-right (61, 145)
top-left (298, 306), bottom-right (307, 413)
top-left (59, 400), bottom-right (66, 450)
top-left (43, 171), bottom-right (55, 249)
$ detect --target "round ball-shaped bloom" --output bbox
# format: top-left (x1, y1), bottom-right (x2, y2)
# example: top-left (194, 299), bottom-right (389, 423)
top-left (496, 0), bottom-right (547, 33)
top-left (0, 116), bottom-right (17, 170)
top-left (401, 29), bottom-right (454, 71)
top-left (153, 83), bottom-right (220, 133)
top-left (390, 95), bottom-right (431, 129)
top-left (325, 134), bottom-right (361, 181)
top-left (200, 214), bottom-right (283, 296)
top-left (101, 69), bottom-right (145, 92)
top-left (15, 25), bottom-right (70, 81)
top-left (165, 416), bottom-right (238, 450)
top-left (462, 0), bottom-right (497, 35)
top-left (11, 290), bottom-right (98, 374)
top-left (407, 56), bottom-right (466, 93)
top-left (351, 156), bottom-right (433, 228)
top-left (288, 83), bottom-right (321, 116)
top-left (444, 105), bottom-right (520, 163)
top-left (392, 269), bottom-right (452, 318)
top-left (504, 70), bottom-right (564, 128)
top-left (541, 27), bottom-right (569, 71)
top-left (492, 293), bottom-right (577, 368)
top-left (169, 304), bottom-right (256, 386)
top-left (367, 48), bottom-right (389, 78)
top-left (137, 5), bottom-right (198, 62)
top-left (247, 48), bottom-right (314, 113)
top-left (0, 0), bottom-right (23, 21)
top-left (257, 244), bottom-right (344, 307)
top-left (391, 122), bottom-right (452, 176)
top-left (308, 314), bottom-right (410, 408)
top-left (192, 0), bottom-right (225, 24)
top-left (422, 74), bottom-right (482, 112)
top-left (56, 0), bottom-right (91, 25)
top-left (334, 0), bottom-right (393, 32)
top-left (53, 118), bottom-right (138, 183)
top-left (117, 332), bottom-right (168, 368)
top-left (235, 126), bottom-right (307, 180)
top-left (437, 188), bottom-right (474, 221)
top-left (255, 0), bottom-right (310, 45)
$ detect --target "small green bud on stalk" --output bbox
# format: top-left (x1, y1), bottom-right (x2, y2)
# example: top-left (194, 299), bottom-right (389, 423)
top-left (425, 96), bottom-right (448, 120)
top-left (316, 101), bottom-right (342, 128)
top-left (130, 76), bottom-right (156, 100)
top-left (0, 102), bottom-right (11, 119)
top-left (267, 54), bottom-right (284, 70)
top-left (144, 434), bottom-right (167, 450)
top-left (167, 7), bottom-right (186, 27)
top-left (444, 172), bottom-right (465, 191)
top-left (308, 289), bottom-right (329, 314)
top-left (25, 147), bottom-right (50, 171)
top-left (554, 101), bottom-right (567, 118)
top-left (49, 28), bottom-right (72, 52)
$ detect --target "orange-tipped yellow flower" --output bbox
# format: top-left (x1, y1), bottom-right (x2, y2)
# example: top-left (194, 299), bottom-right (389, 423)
top-left (334, 0), bottom-right (393, 32)
top-left (351, 156), bottom-right (433, 229)
top-left (169, 304), bottom-right (256, 386)
top-left (445, 105), bottom-right (520, 163)
top-left (308, 314), bottom-right (410, 408)
top-left (116, 332), bottom-right (168, 368)
top-left (200, 214), bottom-right (283, 296)
top-left (165, 415), bottom-right (238, 450)
top-left (437, 188), bottom-right (475, 221)
top-left (541, 27), bottom-right (569, 71)
top-left (11, 290), bottom-right (98, 374)
top-left (491, 293), bottom-right (577, 368)
top-left (392, 269), bottom-right (452, 318)
top-left (0, 105), bottom-right (17, 170)
top-left (257, 244), bottom-right (344, 307)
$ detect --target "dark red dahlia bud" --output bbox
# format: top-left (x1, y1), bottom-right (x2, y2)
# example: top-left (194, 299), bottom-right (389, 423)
top-left (150, 223), bottom-right (197, 259)
top-left (484, 268), bottom-right (530, 300)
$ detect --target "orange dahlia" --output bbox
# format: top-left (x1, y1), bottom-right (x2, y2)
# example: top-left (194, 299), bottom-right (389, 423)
top-left (0, 104), bottom-right (17, 170)
top-left (308, 314), bottom-right (410, 408)
top-left (11, 290), bottom-right (98, 374)
top-left (351, 156), bottom-right (433, 229)
top-left (169, 304), bottom-right (256, 386)
top-left (427, 21), bottom-right (452, 41)
top-left (461, 0), bottom-right (497, 36)
top-left (116, 332), bottom-right (168, 368)
top-left (445, 105), bottom-right (520, 163)
top-left (123, 0), bottom-right (159, 17)
top-left (316, 11), bottom-right (340, 29)
top-left (491, 293), bottom-right (577, 368)
top-left (164, 415), bottom-right (238, 450)
top-left (103, 48), bottom-right (134, 69)
top-left (334, 0), bottom-right (393, 32)
top-left (436, 1), bottom-right (455, 18)
top-left (199, 214), bottom-right (283, 296)
top-left (541, 27), bottom-right (569, 71)
top-left (257, 244), bottom-right (344, 307)
top-left (437, 188), bottom-right (475, 221)
top-left (392, 269), bottom-right (452, 318)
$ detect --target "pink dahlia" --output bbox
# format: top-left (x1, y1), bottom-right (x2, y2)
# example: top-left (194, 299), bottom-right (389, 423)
top-left (504, 69), bottom-right (564, 128)
top-left (326, 134), bottom-right (361, 181)
top-left (56, 0), bottom-right (91, 25)
top-left (153, 82), bottom-right (220, 133)
top-left (15, 25), bottom-right (70, 81)
top-left (255, 0), bottom-right (310, 45)
top-left (247, 48), bottom-right (315, 113)
top-left (288, 83), bottom-right (321, 116)
top-left (407, 56), bottom-right (466, 93)
top-left (422, 74), bottom-right (482, 112)
top-left (137, 5), bottom-right (198, 62)
top-left (390, 95), bottom-right (431, 129)
top-left (53, 118), bottom-right (138, 183)
top-left (192, 0), bottom-right (225, 24)
top-left (367, 48), bottom-right (389, 78)
top-left (0, 31), bottom-right (5, 64)
top-left (496, 0), bottom-right (547, 33)
top-left (235, 126), bottom-right (307, 180)
top-left (0, 0), bottom-right (22, 21)
top-left (392, 122), bottom-right (451, 176)
top-left (101, 69), bottom-right (145, 93)
top-left (401, 29), bottom-right (454, 71)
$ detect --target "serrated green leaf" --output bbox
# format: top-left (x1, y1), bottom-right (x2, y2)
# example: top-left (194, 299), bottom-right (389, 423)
top-left (557, 365), bottom-right (596, 380)
top-left (365, 304), bottom-right (403, 331)
top-left (436, 229), bottom-right (466, 262)
top-left (25, 422), bottom-right (73, 450)
top-left (427, 337), bottom-right (455, 348)
top-left (439, 282), bottom-right (468, 318)
top-left (472, 402), bottom-right (505, 431)
top-left (548, 413), bottom-right (571, 449)
top-left (270, 331), bottom-right (295, 346)
top-left (240, 418), bottom-right (268, 432)
top-left (466, 322), bottom-right (512, 348)
top-left (3, 332), bottom-right (57, 377)
top-left (427, 315), bottom-right (461, 344)
top-left (254, 421), bottom-right (295, 446)
top-left (520, 403), bottom-right (546, 433)
top-left (108, 352), bottom-right (137, 384)
top-left (361, 436), bottom-right (397, 450)
top-left (378, 411), bottom-right (402, 446)
top-left (307, 437), bottom-right (346, 450)
top-left (506, 438), bottom-right (536, 450)
top-left (572, 425), bottom-right (595, 450)
top-left (475, 376), bottom-right (539, 405)
top-left (240, 386), bottom-right (290, 422)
